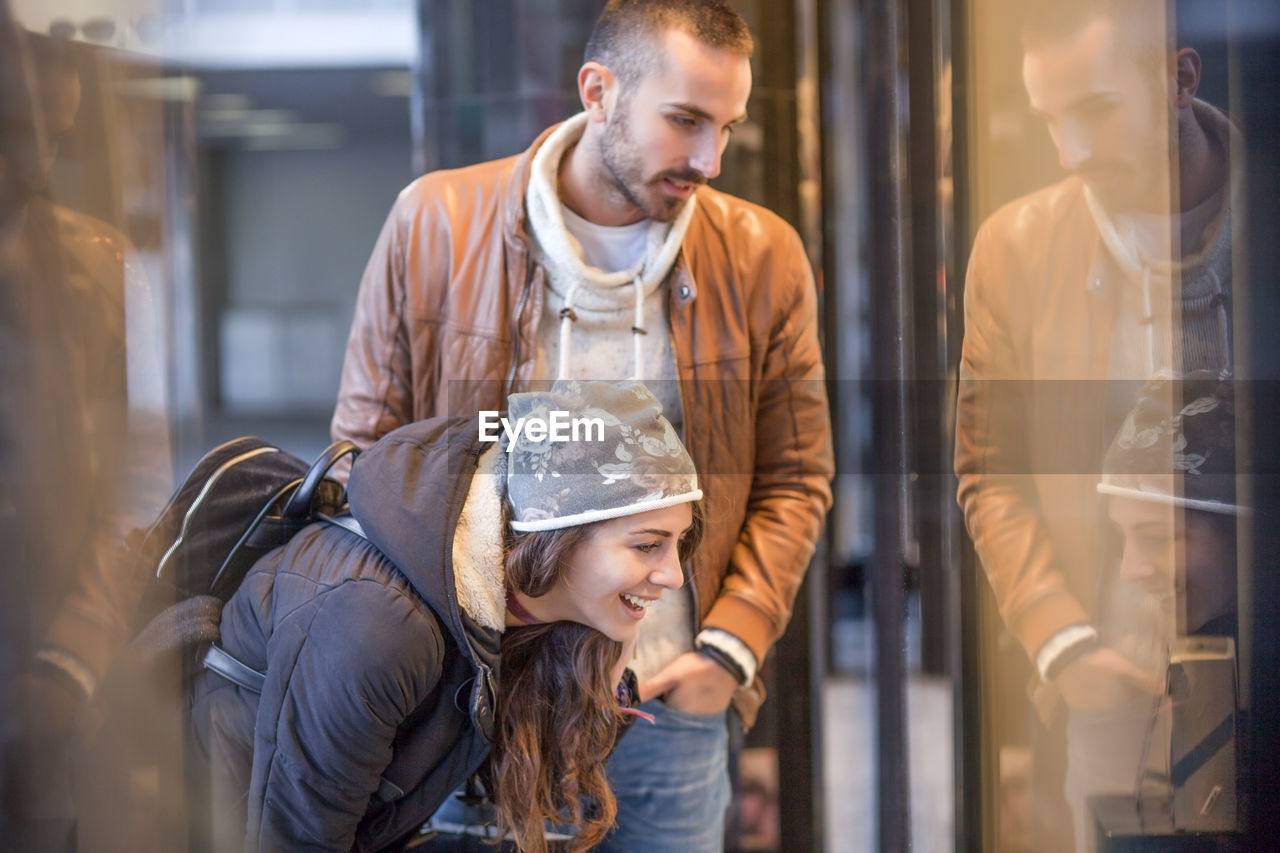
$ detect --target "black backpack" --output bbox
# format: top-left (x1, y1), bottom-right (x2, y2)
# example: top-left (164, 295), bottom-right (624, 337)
top-left (139, 436), bottom-right (357, 601)
top-left (126, 436), bottom-right (361, 686)
top-left (81, 438), bottom-right (362, 851)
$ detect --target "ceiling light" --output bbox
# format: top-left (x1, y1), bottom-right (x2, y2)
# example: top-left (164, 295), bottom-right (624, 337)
top-left (113, 75), bottom-right (203, 102)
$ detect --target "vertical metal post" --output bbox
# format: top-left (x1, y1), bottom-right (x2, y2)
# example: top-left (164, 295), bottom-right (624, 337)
top-left (863, 0), bottom-right (913, 849)
top-left (905, 0), bottom-right (948, 681)
top-left (1236, 0), bottom-right (1280, 844)
top-left (776, 0), bottom-right (828, 849)
top-left (946, 0), bottom-right (986, 849)
top-left (411, 0), bottom-right (598, 175)
top-left (410, 0), bottom-right (444, 176)
top-left (776, 560), bottom-right (827, 852)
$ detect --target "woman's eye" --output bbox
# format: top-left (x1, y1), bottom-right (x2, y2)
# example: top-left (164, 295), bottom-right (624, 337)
top-left (669, 114), bottom-right (696, 129)
top-left (634, 542), bottom-right (661, 553)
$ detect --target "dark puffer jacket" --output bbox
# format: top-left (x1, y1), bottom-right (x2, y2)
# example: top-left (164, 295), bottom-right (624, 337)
top-left (191, 416), bottom-right (501, 852)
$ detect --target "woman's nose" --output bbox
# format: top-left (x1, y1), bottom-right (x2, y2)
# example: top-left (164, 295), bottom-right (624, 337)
top-left (1119, 539), bottom-right (1173, 597)
top-left (649, 548), bottom-right (685, 590)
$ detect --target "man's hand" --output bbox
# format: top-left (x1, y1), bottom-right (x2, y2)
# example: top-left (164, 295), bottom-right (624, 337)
top-left (1056, 646), bottom-right (1165, 709)
top-left (638, 651), bottom-right (738, 714)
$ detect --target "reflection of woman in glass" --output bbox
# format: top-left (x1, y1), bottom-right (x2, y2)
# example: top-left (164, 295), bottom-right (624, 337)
top-left (189, 381), bottom-right (702, 853)
top-left (1065, 372), bottom-right (1238, 851)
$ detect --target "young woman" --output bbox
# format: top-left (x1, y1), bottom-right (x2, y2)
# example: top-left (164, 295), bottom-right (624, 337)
top-left (188, 380), bottom-right (703, 853)
top-left (1063, 371), bottom-right (1240, 851)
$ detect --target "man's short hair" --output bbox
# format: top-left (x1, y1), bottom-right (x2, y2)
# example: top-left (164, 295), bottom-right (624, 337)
top-left (1019, 0), bottom-right (1173, 75)
top-left (584, 0), bottom-right (754, 90)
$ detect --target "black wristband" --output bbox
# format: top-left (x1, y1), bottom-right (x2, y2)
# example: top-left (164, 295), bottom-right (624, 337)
top-left (696, 642), bottom-right (746, 685)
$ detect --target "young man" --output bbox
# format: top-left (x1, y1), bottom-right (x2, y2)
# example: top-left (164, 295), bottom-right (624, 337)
top-left (954, 1), bottom-right (1237, 848)
top-left (331, 1), bottom-right (833, 849)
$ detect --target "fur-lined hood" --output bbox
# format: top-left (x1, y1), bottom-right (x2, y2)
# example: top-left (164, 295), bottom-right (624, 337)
top-left (346, 415), bottom-right (509, 690)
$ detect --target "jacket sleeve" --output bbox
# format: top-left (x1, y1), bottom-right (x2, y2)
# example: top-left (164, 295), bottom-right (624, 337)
top-left (953, 222), bottom-right (1091, 663)
top-left (700, 229), bottom-right (835, 664)
top-left (246, 578), bottom-right (444, 852)
top-left (331, 192), bottom-right (418, 451)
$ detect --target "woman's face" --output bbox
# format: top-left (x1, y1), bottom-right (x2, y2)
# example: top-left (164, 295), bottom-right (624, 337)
top-left (538, 503), bottom-right (693, 642)
top-left (1107, 496), bottom-right (1238, 632)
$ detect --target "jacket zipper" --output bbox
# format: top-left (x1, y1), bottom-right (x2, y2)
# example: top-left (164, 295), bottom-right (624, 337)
top-left (667, 258), bottom-right (701, 633)
top-left (444, 439), bottom-right (499, 738)
top-left (504, 258), bottom-right (536, 399)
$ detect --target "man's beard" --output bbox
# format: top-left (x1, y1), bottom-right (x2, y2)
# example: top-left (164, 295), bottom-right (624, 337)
top-left (598, 104), bottom-right (703, 223)
top-left (1077, 158), bottom-right (1169, 215)
top-left (1077, 86), bottom-right (1178, 214)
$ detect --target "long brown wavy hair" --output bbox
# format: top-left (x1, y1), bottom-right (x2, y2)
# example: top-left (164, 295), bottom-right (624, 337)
top-left (492, 500), bottom-right (703, 852)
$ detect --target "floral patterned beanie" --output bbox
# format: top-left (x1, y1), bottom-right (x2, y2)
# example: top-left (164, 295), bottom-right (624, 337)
top-left (504, 379), bottom-right (702, 532)
top-left (1097, 370), bottom-right (1241, 515)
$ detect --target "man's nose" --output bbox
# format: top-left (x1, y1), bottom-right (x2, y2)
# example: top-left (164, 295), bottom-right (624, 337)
top-left (649, 547), bottom-right (685, 590)
top-left (1056, 123), bottom-right (1092, 173)
top-left (689, 133), bottom-right (724, 181)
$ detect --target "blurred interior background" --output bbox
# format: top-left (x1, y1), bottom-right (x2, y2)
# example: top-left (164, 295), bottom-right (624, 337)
top-left (3, 0), bottom-right (1278, 850)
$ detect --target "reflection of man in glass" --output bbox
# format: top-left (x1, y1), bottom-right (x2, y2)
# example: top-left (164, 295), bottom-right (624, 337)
top-left (1069, 372), bottom-right (1239, 849)
top-left (1021, 5), bottom-right (1227, 222)
top-left (954, 1), bottom-right (1238, 849)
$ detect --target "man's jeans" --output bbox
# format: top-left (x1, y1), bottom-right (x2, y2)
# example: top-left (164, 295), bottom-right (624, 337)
top-left (424, 700), bottom-right (730, 852)
top-left (597, 699), bottom-right (731, 853)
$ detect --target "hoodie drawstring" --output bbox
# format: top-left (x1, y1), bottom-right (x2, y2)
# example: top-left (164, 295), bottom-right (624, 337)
top-left (556, 274), bottom-right (649, 381)
top-left (557, 281), bottom-right (581, 380)
top-left (631, 275), bottom-right (646, 380)
top-left (1140, 266), bottom-right (1156, 376)
top-left (1207, 267), bottom-right (1231, 370)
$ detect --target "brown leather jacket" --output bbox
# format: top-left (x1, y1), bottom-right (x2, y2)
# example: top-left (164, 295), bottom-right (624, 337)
top-left (332, 125), bottom-right (834, 723)
top-left (955, 164), bottom-right (1233, 665)
top-left (954, 177), bottom-right (1110, 664)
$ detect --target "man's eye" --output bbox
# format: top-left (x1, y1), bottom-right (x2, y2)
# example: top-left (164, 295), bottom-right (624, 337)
top-left (1138, 535), bottom-right (1171, 551)
top-left (1030, 111), bottom-right (1056, 129)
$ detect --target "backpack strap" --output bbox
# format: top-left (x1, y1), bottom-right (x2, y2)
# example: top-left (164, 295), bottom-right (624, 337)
top-left (201, 644), bottom-right (266, 694)
top-left (281, 440), bottom-right (360, 519)
top-left (321, 513), bottom-right (368, 541)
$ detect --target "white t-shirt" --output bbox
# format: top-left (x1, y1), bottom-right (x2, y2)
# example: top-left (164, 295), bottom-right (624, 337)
top-left (538, 204), bottom-right (694, 683)
top-left (560, 203), bottom-right (650, 273)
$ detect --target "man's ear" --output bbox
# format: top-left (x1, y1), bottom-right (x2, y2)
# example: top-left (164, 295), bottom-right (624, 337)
top-left (578, 61), bottom-right (617, 123)
top-left (1172, 47), bottom-right (1202, 110)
